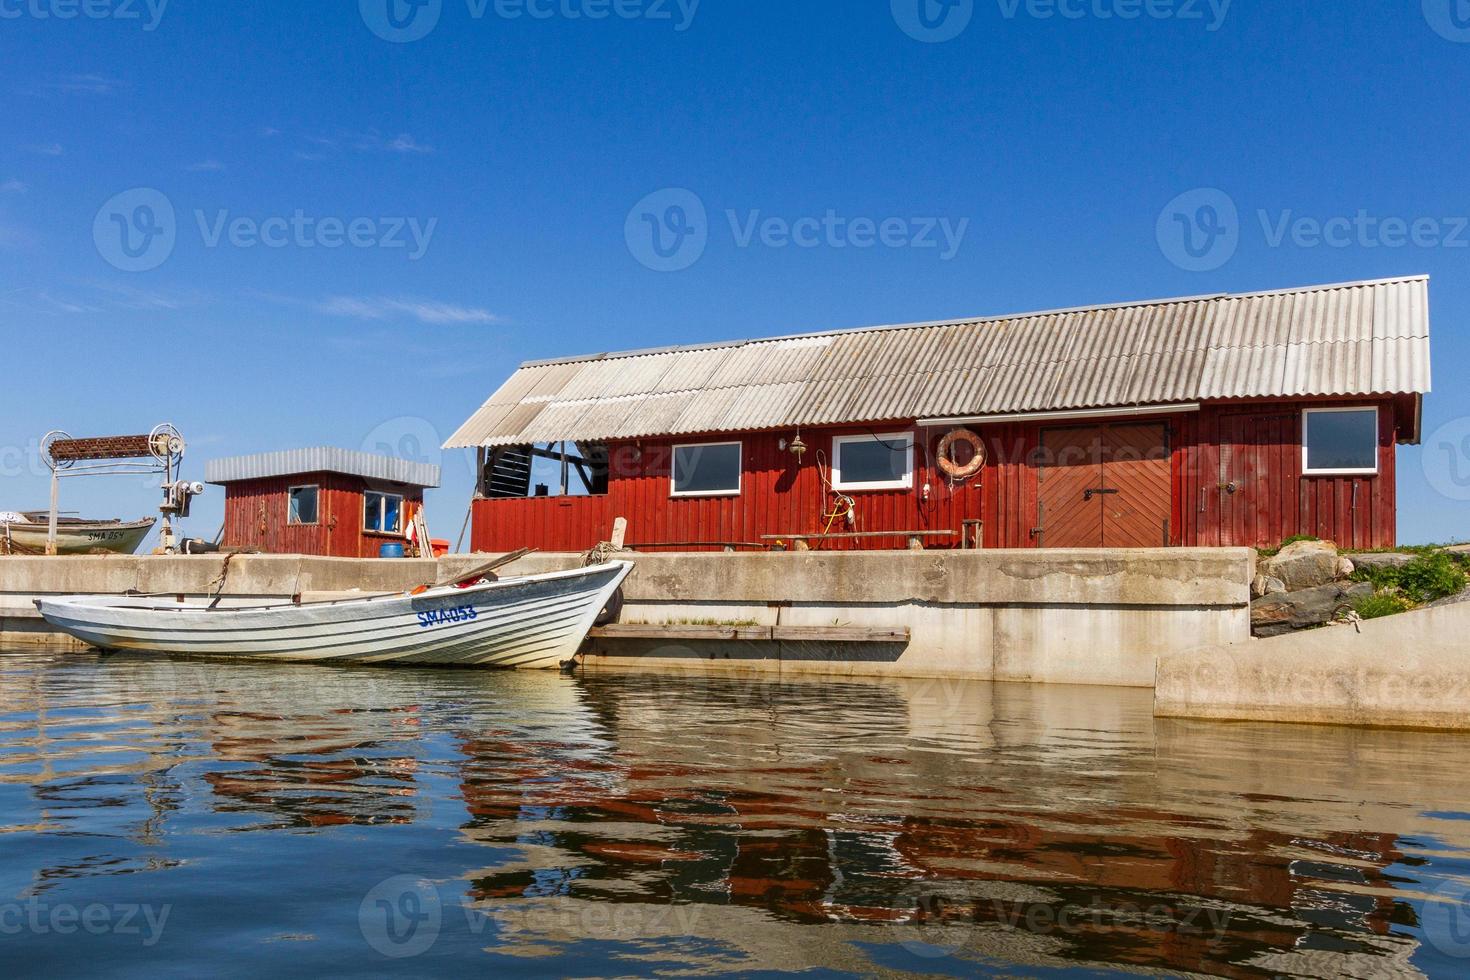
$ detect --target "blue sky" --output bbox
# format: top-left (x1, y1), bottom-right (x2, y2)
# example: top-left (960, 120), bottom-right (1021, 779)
top-left (1, 0), bottom-right (1467, 545)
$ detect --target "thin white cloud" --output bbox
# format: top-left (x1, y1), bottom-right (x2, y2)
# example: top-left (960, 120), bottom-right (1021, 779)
top-left (87, 282), bottom-right (194, 311)
top-left (0, 289), bottom-right (100, 314)
top-left (23, 143), bottom-right (63, 156)
top-left (1, 179), bottom-right (25, 194)
top-left (186, 159), bottom-right (225, 172)
top-left (0, 283), bottom-right (200, 314)
top-left (258, 126), bottom-right (282, 138)
top-left (388, 133), bottom-right (434, 154)
top-left (41, 74), bottom-right (124, 95)
top-left (36, 293), bottom-right (101, 314)
top-left (315, 296), bottom-right (498, 325)
top-left (275, 128), bottom-right (436, 158)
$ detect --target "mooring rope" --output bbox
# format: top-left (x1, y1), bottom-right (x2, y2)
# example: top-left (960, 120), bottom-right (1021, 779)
top-left (581, 541), bottom-right (629, 567)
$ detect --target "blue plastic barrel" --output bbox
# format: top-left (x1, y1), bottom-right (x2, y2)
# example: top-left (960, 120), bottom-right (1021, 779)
top-left (379, 542), bottom-right (406, 559)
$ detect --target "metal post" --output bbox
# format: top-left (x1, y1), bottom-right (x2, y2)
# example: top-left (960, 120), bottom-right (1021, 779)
top-left (559, 442), bottom-right (569, 496)
top-left (159, 452), bottom-right (176, 555)
top-left (46, 470), bottom-right (59, 557)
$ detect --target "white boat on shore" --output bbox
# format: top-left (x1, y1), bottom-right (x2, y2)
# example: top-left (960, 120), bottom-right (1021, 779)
top-left (35, 561), bottom-right (633, 670)
top-left (1, 513), bottom-right (156, 556)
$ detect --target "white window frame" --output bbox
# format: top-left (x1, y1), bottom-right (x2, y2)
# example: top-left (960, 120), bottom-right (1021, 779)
top-left (670, 440), bottom-right (743, 498)
top-left (286, 485), bottom-right (320, 526)
top-left (363, 490), bottom-right (406, 535)
top-left (832, 432), bottom-right (915, 492)
top-left (1301, 406), bottom-right (1380, 477)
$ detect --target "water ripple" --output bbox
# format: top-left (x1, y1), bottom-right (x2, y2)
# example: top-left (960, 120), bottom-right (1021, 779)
top-left (1, 648), bottom-right (1468, 977)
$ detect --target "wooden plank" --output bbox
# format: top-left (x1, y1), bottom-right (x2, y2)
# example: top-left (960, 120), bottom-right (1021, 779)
top-left (588, 624), bottom-right (911, 644)
top-left (626, 541), bottom-right (768, 550)
top-left (429, 548), bottom-right (534, 588)
top-left (590, 624), bottom-right (771, 641)
top-left (759, 530), bottom-right (956, 541)
top-left (772, 626), bottom-right (910, 643)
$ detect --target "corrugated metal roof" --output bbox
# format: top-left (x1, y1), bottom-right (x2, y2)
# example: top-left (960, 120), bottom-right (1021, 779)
top-left (206, 448), bottom-right (441, 487)
top-left (444, 276), bottom-right (1433, 448)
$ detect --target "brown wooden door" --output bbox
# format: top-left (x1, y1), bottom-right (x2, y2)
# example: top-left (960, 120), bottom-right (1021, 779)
top-left (1218, 411), bottom-right (1299, 548)
top-left (1038, 427), bottom-right (1106, 547)
top-left (1039, 424), bottom-right (1171, 548)
top-left (1101, 424), bottom-right (1172, 548)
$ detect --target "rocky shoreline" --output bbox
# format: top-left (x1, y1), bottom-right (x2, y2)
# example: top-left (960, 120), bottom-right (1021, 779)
top-left (1251, 540), bottom-right (1470, 638)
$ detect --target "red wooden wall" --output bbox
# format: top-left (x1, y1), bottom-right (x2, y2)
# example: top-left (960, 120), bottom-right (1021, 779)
top-left (221, 472), bottom-right (425, 558)
top-left (470, 399), bottom-right (1404, 554)
top-left (473, 423), bottom-right (984, 553)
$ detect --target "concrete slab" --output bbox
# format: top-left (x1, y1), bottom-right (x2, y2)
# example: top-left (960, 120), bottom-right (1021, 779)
top-left (1157, 602), bottom-right (1470, 730)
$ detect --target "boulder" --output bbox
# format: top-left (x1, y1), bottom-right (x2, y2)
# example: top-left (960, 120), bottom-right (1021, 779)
top-left (1336, 557), bottom-right (1356, 578)
top-left (1261, 539), bottom-right (1343, 592)
top-left (1348, 552), bottom-right (1416, 572)
top-left (1250, 574), bottom-right (1288, 599)
top-left (1251, 581), bottom-right (1374, 638)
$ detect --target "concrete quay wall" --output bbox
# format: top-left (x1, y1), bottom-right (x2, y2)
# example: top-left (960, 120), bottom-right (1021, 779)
top-left (1156, 600), bottom-right (1470, 731)
top-left (1, 549), bottom-right (1253, 687)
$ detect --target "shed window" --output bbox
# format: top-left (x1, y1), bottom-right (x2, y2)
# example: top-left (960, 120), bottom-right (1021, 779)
top-left (1303, 407), bottom-right (1379, 475)
top-left (287, 486), bottom-right (319, 526)
top-left (671, 442), bottom-right (742, 497)
top-left (364, 491), bottom-right (404, 534)
top-left (833, 433), bottom-right (914, 491)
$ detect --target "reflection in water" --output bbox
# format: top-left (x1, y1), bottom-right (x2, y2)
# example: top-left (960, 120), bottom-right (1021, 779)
top-left (1, 648), bottom-right (1468, 977)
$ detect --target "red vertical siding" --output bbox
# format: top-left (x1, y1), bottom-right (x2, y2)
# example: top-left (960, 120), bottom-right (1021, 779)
top-left (470, 399), bottom-right (1403, 554)
top-left (1209, 400), bottom-right (1396, 551)
top-left (221, 472), bottom-right (426, 557)
top-left (473, 424), bottom-right (986, 553)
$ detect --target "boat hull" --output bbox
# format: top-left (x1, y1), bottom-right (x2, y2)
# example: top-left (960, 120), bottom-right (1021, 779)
top-left (36, 561), bottom-right (633, 670)
top-left (2, 518), bottom-right (156, 556)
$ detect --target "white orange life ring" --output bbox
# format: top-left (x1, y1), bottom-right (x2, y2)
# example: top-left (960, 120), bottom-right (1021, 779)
top-left (937, 428), bottom-right (986, 480)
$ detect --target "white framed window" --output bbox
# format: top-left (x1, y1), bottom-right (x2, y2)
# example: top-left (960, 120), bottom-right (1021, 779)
top-left (833, 432), bottom-right (915, 491)
top-left (287, 485), bottom-right (319, 526)
top-left (364, 491), bottom-right (405, 534)
top-left (1302, 407), bottom-right (1379, 476)
top-left (671, 441), bottom-right (742, 497)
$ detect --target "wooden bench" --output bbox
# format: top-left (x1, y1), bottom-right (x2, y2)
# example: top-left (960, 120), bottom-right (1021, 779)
top-left (759, 530), bottom-right (958, 551)
top-left (625, 541), bottom-right (768, 553)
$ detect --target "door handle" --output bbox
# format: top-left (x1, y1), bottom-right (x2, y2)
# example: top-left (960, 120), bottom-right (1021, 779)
top-left (1218, 482), bottom-right (1238, 495)
top-left (1083, 488), bottom-right (1120, 502)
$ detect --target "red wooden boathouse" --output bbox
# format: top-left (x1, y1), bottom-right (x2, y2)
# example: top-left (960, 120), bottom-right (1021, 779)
top-left (445, 277), bottom-right (1432, 553)
top-left (206, 448), bottom-right (441, 557)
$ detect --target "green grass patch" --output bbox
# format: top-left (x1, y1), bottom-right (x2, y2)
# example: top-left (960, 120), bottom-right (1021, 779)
top-left (1351, 551), bottom-right (1468, 604)
top-left (1351, 593), bottom-right (1415, 620)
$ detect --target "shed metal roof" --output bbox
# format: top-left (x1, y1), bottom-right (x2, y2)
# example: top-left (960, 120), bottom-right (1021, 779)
top-left (206, 448), bottom-right (441, 488)
top-left (444, 276), bottom-right (1432, 448)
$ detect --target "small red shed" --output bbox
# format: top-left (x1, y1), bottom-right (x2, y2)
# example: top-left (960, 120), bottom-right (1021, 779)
top-left (206, 448), bottom-right (441, 557)
top-left (444, 277), bottom-right (1432, 553)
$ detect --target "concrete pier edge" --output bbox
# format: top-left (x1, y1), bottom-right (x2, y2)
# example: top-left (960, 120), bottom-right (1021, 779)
top-left (1155, 600), bottom-right (1470, 732)
top-left (2, 549), bottom-right (1252, 688)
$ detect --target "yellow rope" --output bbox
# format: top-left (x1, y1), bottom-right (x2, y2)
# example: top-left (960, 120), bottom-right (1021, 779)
top-left (815, 451), bottom-right (857, 540)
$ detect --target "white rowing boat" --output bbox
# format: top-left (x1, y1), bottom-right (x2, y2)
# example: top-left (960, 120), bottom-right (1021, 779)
top-left (1, 514), bottom-right (156, 556)
top-left (35, 561), bottom-right (633, 670)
